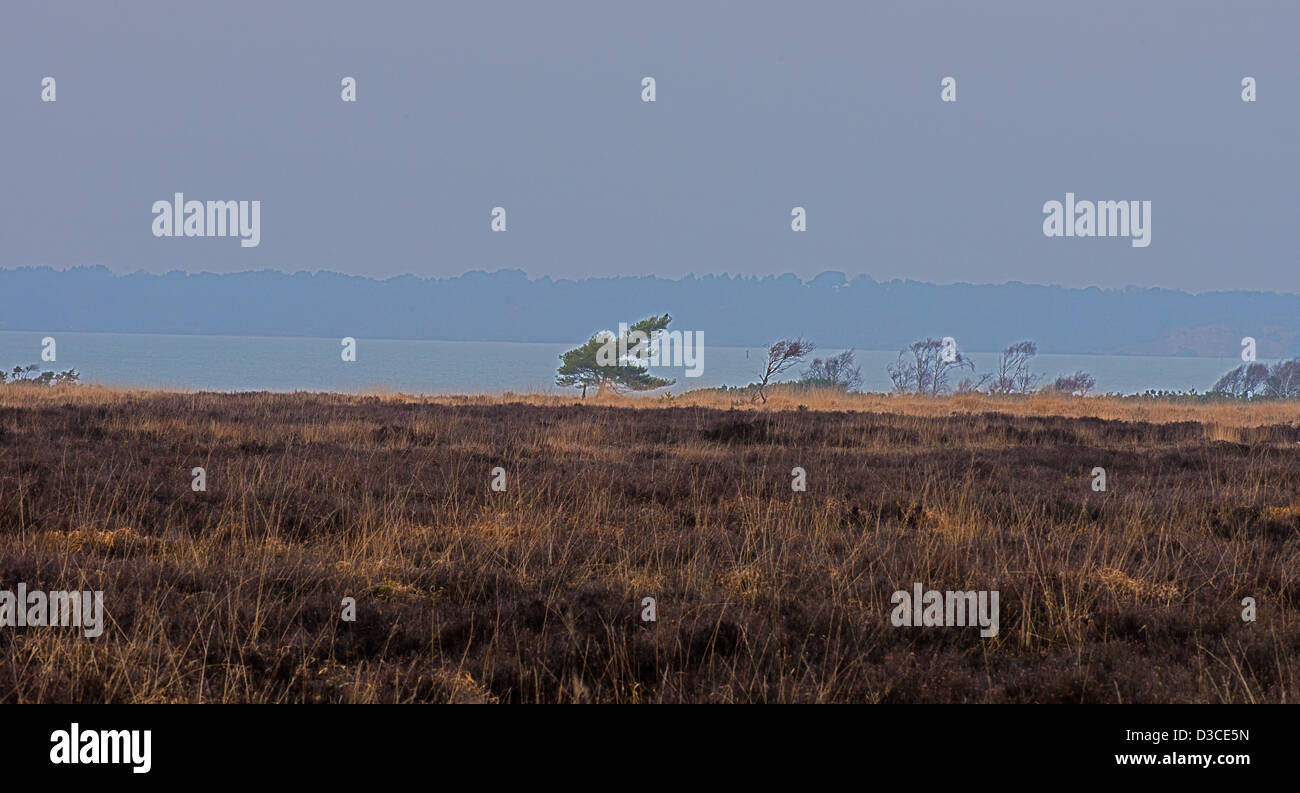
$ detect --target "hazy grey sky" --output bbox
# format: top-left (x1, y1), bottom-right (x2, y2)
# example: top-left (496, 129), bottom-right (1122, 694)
top-left (2, 1), bottom-right (1295, 291)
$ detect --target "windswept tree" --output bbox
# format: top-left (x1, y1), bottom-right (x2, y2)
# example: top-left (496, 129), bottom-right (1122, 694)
top-left (7, 364), bottom-right (59, 386)
top-left (983, 341), bottom-right (1040, 394)
top-left (1261, 359), bottom-right (1300, 398)
top-left (556, 314), bottom-right (676, 397)
top-left (755, 338), bottom-right (814, 403)
top-left (888, 338), bottom-right (973, 396)
top-left (800, 349), bottom-right (863, 392)
top-left (1049, 370), bottom-right (1096, 397)
top-left (1212, 362), bottom-right (1269, 399)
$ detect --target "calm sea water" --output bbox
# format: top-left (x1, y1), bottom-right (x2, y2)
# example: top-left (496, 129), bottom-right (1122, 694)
top-left (0, 330), bottom-right (1244, 396)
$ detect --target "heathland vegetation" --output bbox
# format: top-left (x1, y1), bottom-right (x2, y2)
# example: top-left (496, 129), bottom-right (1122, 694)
top-left (0, 386), bottom-right (1296, 703)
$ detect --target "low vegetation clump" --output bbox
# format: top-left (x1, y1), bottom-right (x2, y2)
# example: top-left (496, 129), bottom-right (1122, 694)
top-left (2, 364), bottom-right (79, 386)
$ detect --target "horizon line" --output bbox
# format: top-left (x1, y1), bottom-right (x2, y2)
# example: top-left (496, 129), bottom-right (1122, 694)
top-left (5, 264), bottom-right (1297, 299)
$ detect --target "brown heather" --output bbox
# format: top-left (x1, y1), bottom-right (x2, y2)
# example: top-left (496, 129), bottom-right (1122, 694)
top-left (1, 386), bottom-right (1298, 703)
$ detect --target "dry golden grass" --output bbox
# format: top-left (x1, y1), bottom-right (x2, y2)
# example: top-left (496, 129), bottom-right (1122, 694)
top-left (20, 383), bottom-right (1300, 429)
top-left (1, 386), bottom-right (1297, 702)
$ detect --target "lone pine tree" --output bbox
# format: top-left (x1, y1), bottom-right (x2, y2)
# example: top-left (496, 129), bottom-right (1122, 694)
top-left (556, 314), bottom-right (676, 397)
